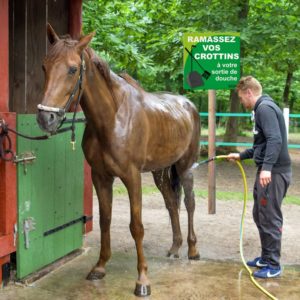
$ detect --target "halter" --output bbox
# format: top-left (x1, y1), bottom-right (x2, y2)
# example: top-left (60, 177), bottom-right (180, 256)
top-left (37, 54), bottom-right (86, 116)
top-left (37, 54), bottom-right (86, 149)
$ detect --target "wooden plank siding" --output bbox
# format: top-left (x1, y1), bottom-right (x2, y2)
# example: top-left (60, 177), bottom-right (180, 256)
top-left (9, 0), bottom-right (69, 114)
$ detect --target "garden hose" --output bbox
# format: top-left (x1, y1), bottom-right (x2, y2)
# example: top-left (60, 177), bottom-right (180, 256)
top-left (203, 155), bottom-right (277, 300)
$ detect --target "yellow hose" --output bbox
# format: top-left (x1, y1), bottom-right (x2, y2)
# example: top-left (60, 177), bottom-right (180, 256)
top-left (215, 156), bottom-right (277, 300)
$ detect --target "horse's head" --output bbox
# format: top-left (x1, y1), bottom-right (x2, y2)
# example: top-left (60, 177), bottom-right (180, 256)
top-left (37, 24), bottom-right (94, 134)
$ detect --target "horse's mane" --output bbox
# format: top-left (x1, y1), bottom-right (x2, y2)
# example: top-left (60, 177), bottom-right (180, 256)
top-left (118, 73), bottom-right (144, 92)
top-left (86, 48), bottom-right (113, 89)
top-left (47, 36), bottom-right (78, 60)
top-left (49, 36), bottom-right (144, 94)
top-left (85, 48), bottom-right (144, 92)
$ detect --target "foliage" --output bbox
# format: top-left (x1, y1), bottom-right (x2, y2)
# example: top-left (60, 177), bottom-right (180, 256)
top-left (82, 0), bottom-right (300, 112)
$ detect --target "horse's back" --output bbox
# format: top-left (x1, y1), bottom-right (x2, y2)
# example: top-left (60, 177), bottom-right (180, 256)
top-left (142, 92), bottom-right (199, 140)
top-left (134, 92), bottom-right (200, 171)
top-left (144, 92), bottom-right (197, 117)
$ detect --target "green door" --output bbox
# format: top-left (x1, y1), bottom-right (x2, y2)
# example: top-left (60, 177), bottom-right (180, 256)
top-left (16, 113), bottom-right (85, 279)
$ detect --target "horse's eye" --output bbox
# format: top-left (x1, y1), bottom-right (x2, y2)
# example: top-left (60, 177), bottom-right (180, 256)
top-left (42, 65), bottom-right (46, 72)
top-left (68, 66), bottom-right (77, 75)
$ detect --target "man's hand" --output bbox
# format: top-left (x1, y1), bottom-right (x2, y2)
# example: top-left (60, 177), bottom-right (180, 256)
top-left (260, 170), bottom-right (271, 187)
top-left (227, 153), bottom-right (240, 162)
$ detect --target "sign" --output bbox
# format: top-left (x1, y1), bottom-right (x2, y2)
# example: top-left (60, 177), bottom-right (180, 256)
top-left (183, 32), bottom-right (240, 90)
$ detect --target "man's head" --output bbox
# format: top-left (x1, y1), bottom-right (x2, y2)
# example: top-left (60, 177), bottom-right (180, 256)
top-left (236, 76), bottom-right (262, 110)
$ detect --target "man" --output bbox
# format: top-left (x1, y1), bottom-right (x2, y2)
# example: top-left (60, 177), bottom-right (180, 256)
top-left (228, 76), bottom-right (291, 278)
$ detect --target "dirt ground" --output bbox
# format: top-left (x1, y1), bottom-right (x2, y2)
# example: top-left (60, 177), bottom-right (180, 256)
top-left (1, 151), bottom-right (300, 299)
top-left (97, 149), bottom-right (300, 266)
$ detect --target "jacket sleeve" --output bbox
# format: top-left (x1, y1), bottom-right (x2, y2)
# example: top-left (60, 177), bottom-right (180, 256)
top-left (239, 148), bottom-right (254, 160)
top-left (257, 105), bottom-right (282, 172)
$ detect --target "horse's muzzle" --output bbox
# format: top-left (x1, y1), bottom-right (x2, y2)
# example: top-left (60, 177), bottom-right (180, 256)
top-left (37, 111), bottom-right (64, 134)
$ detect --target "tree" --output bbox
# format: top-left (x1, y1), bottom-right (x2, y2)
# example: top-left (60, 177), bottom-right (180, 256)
top-left (82, 0), bottom-right (300, 116)
top-left (244, 0), bottom-right (300, 109)
top-left (223, 0), bottom-right (249, 150)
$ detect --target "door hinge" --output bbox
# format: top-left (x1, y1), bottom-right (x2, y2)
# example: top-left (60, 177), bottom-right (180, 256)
top-left (43, 215), bottom-right (93, 237)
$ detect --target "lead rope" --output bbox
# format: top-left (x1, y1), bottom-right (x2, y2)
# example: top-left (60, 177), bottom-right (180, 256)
top-left (0, 120), bottom-right (15, 161)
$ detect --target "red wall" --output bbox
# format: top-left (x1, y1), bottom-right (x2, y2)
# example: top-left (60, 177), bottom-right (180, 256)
top-left (0, 113), bottom-right (17, 284)
top-left (0, 2), bottom-right (16, 284)
top-left (69, 0), bottom-right (93, 233)
top-left (0, 0), bottom-right (9, 112)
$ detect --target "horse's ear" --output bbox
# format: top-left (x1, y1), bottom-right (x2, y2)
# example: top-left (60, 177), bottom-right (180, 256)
top-left (47, 23), bottom-right (60, 44)
top-left (76, 32), bottom-right (95, 53)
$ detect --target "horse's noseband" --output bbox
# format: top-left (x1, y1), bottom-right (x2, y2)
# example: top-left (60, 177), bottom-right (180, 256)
top-left (37, 104), bottom-right (65, 116)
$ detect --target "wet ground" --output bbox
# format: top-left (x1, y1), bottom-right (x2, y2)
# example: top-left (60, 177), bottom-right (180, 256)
top-left (1, 247), bottom-right (300, 300)
top-left (1, 190), bottom-right (300, 300)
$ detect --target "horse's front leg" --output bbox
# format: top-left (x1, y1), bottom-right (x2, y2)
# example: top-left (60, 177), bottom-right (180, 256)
top-left (87, 170), bottom-right (114, 280)
top-left (122, 168), bottom-right (151, 297)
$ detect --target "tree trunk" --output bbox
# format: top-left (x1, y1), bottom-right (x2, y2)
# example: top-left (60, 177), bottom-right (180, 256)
top-left (222, 0), bottom-right (249, 152)
top-left (224, 90), bottom-right (240, 143)
top-left (283, 70), bottom-right (293, 108)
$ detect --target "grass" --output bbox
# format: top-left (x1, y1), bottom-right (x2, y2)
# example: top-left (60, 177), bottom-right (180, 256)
top-left (113, 185), bottom-right (300, 206)
top-left (200, 127), bottom-right (254, 138)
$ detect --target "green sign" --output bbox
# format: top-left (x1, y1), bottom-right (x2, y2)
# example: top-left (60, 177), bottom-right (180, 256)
top-left (183, 32), bottom-right (240, 90)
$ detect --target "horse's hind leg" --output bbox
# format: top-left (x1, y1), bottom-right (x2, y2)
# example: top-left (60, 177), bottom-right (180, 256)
top-left (152, 168), bottom-right (183, 258)
top-left (87, 170), bottom-right (114, 280)
top-left (178, 168), bottom-right (200, 260)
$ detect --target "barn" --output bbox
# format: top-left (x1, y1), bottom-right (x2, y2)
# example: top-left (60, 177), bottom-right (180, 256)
top-left (0, 0), bottom-right (92, 285)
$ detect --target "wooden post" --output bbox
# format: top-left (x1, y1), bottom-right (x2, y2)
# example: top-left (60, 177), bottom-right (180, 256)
top-left (68, 0), bottom-right (93, 233)
top-left (0, 113), bottom-right (17, 285)
top-left (69, 0), bottom-right (82, 39)
top-left (208, 90), bottom-right (216, 214)
top-left (283, 107), bottom-right (289, 141)
top-left (0, 1), bottom-right (17, 286)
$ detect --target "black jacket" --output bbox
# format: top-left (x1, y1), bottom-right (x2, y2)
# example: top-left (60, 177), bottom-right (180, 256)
top-left (240, 95), bottom-right (291, 173)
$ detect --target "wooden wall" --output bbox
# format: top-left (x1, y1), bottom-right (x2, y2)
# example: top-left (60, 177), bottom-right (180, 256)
top-left (9, 0), bottom-right (69, 113)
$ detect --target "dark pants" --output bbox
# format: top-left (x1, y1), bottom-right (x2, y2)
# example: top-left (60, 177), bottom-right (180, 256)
top-left (253, 170), bottom-right (291, 267)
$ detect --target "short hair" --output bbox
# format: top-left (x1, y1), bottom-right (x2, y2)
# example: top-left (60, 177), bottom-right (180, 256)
top-left (236, 76), bottom-right (262, 96)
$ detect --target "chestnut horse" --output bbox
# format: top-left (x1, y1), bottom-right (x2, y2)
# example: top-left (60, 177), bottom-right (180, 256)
top-left (37, 24), bottom-right (200, 297)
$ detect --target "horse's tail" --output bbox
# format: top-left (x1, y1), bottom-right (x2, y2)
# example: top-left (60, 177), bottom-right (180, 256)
top-left (170, 165), bottom-right (182, 210)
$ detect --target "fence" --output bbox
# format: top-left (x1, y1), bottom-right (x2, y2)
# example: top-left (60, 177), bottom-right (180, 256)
top-left (199, 112), bottom-right (300, 149)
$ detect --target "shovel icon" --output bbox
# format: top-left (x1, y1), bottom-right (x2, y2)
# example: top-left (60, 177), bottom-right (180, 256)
top-left (185, 46), bottom-right (211, 88)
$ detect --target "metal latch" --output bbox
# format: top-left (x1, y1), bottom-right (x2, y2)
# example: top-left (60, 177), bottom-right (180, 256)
top-left (23, 217), bottom-right (36, 249)
top-left (14, 151), bottom-right (36, 174)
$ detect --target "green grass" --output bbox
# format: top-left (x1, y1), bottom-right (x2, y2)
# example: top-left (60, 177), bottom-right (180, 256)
top-left (113, 185), bottom-right (300, 205)
top-left (113, 185), bottom-right (157, 195)
top-left (200, 127), bottom-right (254, 138)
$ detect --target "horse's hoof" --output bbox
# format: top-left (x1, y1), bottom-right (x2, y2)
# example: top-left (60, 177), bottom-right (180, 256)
top-left (167, 251), bottom-right (179, 259)
top-left (134, 283), bottom-right (151, 297)
top-left (86, 270), bottom-right (105, 281)
top-left (188, 253), bottom-right (200, 260)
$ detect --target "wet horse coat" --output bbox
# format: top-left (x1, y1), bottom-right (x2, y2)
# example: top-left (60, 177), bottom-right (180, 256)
top-left (37, 24), bottom-right (200, 297)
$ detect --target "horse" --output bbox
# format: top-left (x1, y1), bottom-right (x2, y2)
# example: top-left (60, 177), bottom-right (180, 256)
top-left (37, 24), bottom-right (201, 297)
